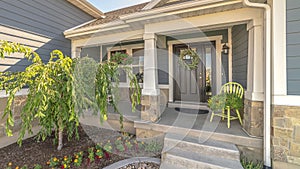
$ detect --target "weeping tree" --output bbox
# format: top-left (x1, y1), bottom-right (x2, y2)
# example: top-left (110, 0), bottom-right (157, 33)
top-left (0, 41), bottom-right (140, 150)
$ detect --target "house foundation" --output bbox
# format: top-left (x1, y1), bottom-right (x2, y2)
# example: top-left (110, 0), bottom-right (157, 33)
top-left (272, 105), bottom-right (300, 168)
top-left (0, 95), bottom-right (27, 138)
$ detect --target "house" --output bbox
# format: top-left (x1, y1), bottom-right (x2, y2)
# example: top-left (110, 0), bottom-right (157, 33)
top-left (64, 0), bottom-right (300, 168)
top-left (0, 0), bottom-right (103, 72)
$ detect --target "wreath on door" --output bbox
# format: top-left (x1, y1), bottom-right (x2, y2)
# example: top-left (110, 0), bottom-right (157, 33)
top-left (178, 48), bottom-right (200, 70)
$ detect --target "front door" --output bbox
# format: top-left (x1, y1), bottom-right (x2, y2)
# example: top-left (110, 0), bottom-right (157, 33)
top-left (174, 42), bottom-right (215, 102)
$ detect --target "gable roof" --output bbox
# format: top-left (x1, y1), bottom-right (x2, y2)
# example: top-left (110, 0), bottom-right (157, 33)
top-left (142, 0), bottom-right (189, 10)
top-left (78, 2), bottom-right (148, 29)
top-left (67, 0), bottom-right (104, 18)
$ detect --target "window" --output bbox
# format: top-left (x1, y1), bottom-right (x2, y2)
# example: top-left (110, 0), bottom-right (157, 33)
top-left (109, 47), bottom-right (144, 86)
top-left (132, 48), bottom-right (144, 83)
top-left (110, 50), bottom-right (127, 83)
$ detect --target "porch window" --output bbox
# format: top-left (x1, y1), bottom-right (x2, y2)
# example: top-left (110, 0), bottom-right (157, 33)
top-left (132, 48), bottom-right (144, 83)
top-left (110, 50), bottom-right (127, 83)
top-left (109, 48), bottom-right (144, 86)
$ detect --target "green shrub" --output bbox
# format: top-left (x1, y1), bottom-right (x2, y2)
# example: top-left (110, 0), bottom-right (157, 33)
top-left (241, 158), bottom-right (263, 169)
top-left (208, 93), bottom-right (243, 111)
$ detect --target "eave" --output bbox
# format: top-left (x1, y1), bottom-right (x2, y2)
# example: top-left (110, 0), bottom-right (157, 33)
top-left (67, 0), bottom-right (104, 18)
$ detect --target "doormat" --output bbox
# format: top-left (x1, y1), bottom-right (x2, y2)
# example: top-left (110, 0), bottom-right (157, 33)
top-left (175, 107), bottom-right (209, 114)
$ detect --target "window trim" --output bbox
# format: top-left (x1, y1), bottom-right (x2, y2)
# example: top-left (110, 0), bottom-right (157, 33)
top-left (107, 44), bottom-right (144, 88)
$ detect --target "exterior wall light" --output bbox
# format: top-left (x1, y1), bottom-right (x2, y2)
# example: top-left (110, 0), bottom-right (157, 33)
top-left (222, 43), bottom-right (230, 55)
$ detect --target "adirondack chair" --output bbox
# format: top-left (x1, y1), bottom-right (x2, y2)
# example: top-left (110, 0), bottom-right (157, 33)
top-left (209, 82), bottom-right (244, 128)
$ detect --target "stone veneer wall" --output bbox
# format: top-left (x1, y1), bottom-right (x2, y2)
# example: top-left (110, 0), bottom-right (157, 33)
top-left (243, 99), bottom-right (264, 137)
top-left (272, 105), bottom-right (300, 168)
top-left (0, 95), bottom-right (27, 137)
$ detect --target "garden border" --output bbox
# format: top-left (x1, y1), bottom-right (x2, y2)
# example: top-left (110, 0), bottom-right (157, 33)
top-left (103, 157), bottom-right (160, 169)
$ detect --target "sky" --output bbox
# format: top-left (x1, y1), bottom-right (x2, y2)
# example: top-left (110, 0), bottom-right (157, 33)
top-left (88, 0), bottom-right (150, 13)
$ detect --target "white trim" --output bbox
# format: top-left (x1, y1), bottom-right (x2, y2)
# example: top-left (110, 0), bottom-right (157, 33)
top-left (65, 21), bottom-right (129, 38)
top-left (107, 43), bottom-right (144, 87)
top-left (228, 27), bottom-right (233, 82)
top-left (66, 0), bottom-right (104, 18)
top-left (273, 96), bottom-right (300, 106)
top-left (158, 85), bottom-right (169, 89)
top-left (215, 39), bottom-right (222, 93)
top-left (167, 36), bottom-right (223, 46)
top-left (245, 91), bottom-right (264, 101)
top-left (0, 89), bottom-right (28, 98)
top-left (272, 0), bottom-right (287, 96)
top-left (64, 19), bottom-right (97, 33)
top-left (144, 8), bottom-right (263, 34)
top-left (122, 0), bottom-right (240, 22)
top-left (142, 0), bottom-right (163, 10)
top-left (72, 29), bottom-right (144, 48)
top-left (167, 36), bottom-right (223, 102)
top-left (168, 42), bottom-right (173, 102)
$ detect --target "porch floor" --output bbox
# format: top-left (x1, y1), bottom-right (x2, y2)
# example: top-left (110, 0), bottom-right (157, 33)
top-left (158, 107), bottom-right (248, 137)
top-left (135, 107), bottom-right (262, 149)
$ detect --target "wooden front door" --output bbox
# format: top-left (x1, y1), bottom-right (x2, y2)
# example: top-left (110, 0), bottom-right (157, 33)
top-left (174, 42), bottom-right (215, 102)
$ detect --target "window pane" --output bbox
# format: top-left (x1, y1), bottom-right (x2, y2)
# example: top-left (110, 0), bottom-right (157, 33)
top-left (118, 68), bottom-right (127, 83)
top-left (132, 48), bottom-right (144, 83)
top-left (158, 49), bottom-right (169, 84)
top-left (81, 46), bottom-right (100, 62)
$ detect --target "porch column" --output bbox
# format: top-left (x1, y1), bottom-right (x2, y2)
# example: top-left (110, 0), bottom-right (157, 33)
top-left (246, 21), bottom-right (264, 101)
top-left (244, 20), bottom-right (264, 137)
top-left (141, 33), bottom-right (161, 122)
top-left (71, 41), bottom-right (81, 58)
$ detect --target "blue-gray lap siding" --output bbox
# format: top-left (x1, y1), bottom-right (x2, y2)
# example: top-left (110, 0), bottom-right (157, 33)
top-left (287, 0), bottom-right (300, 95)
top-left (0, 0), bottom-right (93, 72)
top-left (232, 24), bottom-right (248, 89)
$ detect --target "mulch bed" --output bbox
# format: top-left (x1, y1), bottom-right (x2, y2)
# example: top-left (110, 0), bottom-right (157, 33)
top-left (0, 125), bottom-right (128, 169)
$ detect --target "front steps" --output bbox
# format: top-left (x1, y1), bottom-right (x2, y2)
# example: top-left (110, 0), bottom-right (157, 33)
top-left (160, 133), bottom-right (243, 169)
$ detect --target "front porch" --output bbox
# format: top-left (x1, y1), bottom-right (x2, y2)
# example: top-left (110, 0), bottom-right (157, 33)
top-left (94, 100), bottom-right (263, 161)
top-left (135, 107), bottom-right (262, 148)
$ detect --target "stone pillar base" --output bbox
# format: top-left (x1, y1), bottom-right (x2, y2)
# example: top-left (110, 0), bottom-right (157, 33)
top-left (243, 99), bottom-right (264, 137)
top-left (141, 95), bottom-right (161, 122)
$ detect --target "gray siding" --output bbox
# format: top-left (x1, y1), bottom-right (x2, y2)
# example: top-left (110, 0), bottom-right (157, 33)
top-left (0, 0), bottom-right (93, 72)
top-left (232, 24), bottom-right (248, 89)
top-left (287, 0), bottom-right (300, 95)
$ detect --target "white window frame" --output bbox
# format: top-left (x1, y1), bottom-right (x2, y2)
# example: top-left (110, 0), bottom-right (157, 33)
top-left (107, 44), bottom-right (144, 88)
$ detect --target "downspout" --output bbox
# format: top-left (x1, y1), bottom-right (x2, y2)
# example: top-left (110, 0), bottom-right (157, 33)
top-left (242, 0), bottom-right (272, 168)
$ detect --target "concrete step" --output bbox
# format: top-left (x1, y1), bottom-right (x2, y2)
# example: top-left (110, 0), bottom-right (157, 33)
top-left (160, 148), bottom-right (243, 169)
top-left (168, 102), bottom-right (209, 110)
top-left (163, 133), bottom-right (240, 161)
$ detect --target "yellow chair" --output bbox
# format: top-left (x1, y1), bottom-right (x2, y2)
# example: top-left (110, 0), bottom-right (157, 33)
top-left (209, 82), bottom-right (244, 128)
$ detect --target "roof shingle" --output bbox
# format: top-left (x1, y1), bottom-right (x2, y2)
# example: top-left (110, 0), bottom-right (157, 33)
top-left (79, 2), bottom-right (148, 29)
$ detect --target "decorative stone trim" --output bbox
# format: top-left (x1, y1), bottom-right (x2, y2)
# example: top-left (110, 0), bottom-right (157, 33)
top-left (243, 99), bottom-right (264, 137)
top-left (272, 105), bottom-right (300, 167)
top-left (141, 95), bottom-right (161, 122)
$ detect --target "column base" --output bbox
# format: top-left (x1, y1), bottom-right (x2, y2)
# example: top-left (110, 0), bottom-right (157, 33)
top-left (141, 95), bottom-right (161, 122)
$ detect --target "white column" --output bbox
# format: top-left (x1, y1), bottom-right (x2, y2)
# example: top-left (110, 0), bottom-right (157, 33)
top-left (71, 40), bottom-right (81, 58)
top-left (245, 21), bottom-right (264, 101)
top-left (142, 33), bottom-right (160, 96)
